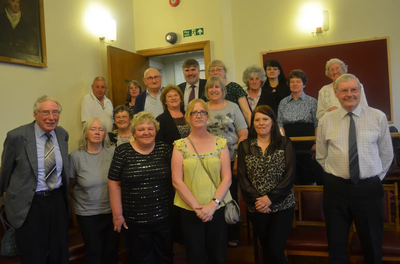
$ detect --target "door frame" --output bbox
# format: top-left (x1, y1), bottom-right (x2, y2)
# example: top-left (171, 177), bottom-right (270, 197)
top-left (136, 40), bottom-right (211, 79)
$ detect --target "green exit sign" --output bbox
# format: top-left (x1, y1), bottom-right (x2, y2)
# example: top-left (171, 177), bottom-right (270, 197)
top-left (183, 28), bottom-right (204, 38)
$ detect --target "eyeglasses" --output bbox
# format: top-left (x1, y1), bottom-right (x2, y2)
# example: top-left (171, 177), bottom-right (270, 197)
top-left (209, 68), bottom-right (224, 73)
top-left (145, 75), bottom-right (161, 81)
top-left (266, 67), bottom-right (279, 71)
top-left (338, 88), bottom-right (359, 94)
top-left (37, 110), bottom-right (60, 116)
top-left (190, 110), bottom-right (208, 116)
top-left (329, 67), bottom-right (341, 72)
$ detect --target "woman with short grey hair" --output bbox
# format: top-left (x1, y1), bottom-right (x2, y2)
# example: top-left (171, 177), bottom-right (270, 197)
top-left (242, 65), bottom-right (276, 113)
top-left (108, 105), bottom-right (134, 146)
top-left (69, 117), bottom-right (119, 264)
top-left (317, 58), bottom-right (368, 119)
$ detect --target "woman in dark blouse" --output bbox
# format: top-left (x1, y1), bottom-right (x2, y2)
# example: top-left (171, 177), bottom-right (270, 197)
top-left (108, 111), bottom-right (174, 264)
top-left (237, 105), bottom-right (295, 264)
top-left (262, 60), bottom-right (291, 107)
top-left (156, 84), bottom-right (190, 147)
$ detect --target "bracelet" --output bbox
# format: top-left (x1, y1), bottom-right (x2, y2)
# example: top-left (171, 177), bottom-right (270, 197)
top-left (212, 198), bottom-right (221, 205)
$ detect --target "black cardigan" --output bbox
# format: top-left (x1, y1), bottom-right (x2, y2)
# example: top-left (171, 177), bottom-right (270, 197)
top-left (156, 109), bottom-right (184, 147)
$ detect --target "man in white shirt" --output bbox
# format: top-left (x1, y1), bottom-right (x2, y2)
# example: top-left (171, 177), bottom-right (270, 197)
top-left (134, 68), bottom-right (164, 117)
top-left (316, 73), bottom-right (393, 264)
top-left (81, 77), bottom-right (114, 132)
top-left (177, 59), bottom-right (206, 110)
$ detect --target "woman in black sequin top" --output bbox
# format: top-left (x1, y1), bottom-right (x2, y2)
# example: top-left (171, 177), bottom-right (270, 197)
top-left (108, 111), bottom-right (174, 264)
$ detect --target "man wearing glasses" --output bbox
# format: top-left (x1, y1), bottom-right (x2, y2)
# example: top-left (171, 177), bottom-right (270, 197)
top-left (316, 74), bottom-right (393, 264)
top-left (134, 68), bottom-right (164, 117)
top-left (81, 76), bottom-right (114, 132)
top-left (0, 95), bottom-right (71, 264)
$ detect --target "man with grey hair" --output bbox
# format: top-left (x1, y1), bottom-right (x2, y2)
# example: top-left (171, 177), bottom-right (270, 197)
top-left (316, 73), bottom-right (393, 263)
top-left (178, 58), bottom-right (206, 110)
top-left (0, 95), bottom-right (70, 264)
top-left (81, 76), bottom-right (114, 132)
top-left (134, 68), bottom-right (164, 117)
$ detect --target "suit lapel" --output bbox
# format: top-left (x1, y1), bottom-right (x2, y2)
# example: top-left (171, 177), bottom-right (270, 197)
top-left (25, 122), bottom-right (38, 179)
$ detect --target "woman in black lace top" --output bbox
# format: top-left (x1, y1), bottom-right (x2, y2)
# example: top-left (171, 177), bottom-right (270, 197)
top-left (237, 105), bottom-right (296, 264)
top-left (108, 111), bottom-right (174, 263)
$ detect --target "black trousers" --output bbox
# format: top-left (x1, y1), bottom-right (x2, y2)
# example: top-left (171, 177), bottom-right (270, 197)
top-left (248, 207), bottom-right (294, 264)
top-left (15, 188), bottom-right (69, 264)
top-left (122, 220), bottom-right (173, 264)
top-left (323, 173), bottom-right (384, 264)
top-left (180, 207), bottom-right (227, 264)
top-left (76, 213), bottom-right (120, 264)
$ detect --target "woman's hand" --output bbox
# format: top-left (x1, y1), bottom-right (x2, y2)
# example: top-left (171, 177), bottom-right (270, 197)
top-left (328, 106), bottom-right (338, 112)
top-left (255, 195), bottom-right (272, 213)
top-left (195, 203), bottom-right (218, 222)
top-left (113, 215), bottom-right (128, 233)
top-left (311, 143), bottom-right (316, 159)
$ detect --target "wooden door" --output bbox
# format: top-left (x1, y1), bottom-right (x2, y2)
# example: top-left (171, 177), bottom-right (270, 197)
top-left (107, 46), bottom-right (149, 108)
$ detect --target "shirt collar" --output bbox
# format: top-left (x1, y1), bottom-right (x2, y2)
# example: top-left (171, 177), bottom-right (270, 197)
top-left (90, 90), bottom-right (107, 103)
top-left (289, 91), bottom-right (306, 101)
top-left (34, 122), bottom-right (56, 139)
top-left (338, 104), bottom-right (361, 119)
top-left (146, 87), bottom-right (164, 95)
top-left (186, 80), bottom-right (200, 89)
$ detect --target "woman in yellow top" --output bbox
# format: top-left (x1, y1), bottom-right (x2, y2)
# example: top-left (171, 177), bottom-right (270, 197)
top-left (171, 99), bottom-right (232, 264)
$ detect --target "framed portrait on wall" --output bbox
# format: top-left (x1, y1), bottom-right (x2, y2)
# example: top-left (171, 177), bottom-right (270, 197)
top-left (0, 0), bottom-right (47, 68)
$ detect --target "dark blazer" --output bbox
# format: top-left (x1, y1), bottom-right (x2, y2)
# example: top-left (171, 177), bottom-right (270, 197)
top-left (178, 79), bottom-right (207, 105)
top-left (0, 122), bottom-right (71, 228)
top-left (133, 91), bottom-right (146, 114)
top-left (156, 110), bottom-right (184, 147)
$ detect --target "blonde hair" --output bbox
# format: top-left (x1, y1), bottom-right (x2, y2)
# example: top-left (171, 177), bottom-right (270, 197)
top-left (185, 99), bottom-right (209, 125)
top-left (78, 117), bottom-right (110, 150)
top-left (130, 111), bottom-right (160, 134)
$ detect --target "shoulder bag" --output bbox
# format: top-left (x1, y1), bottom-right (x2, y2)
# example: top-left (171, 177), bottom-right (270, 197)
top-left (187, 137), bottom-right (240, 225)
top-left (0, 210), bottom-right (18, 257)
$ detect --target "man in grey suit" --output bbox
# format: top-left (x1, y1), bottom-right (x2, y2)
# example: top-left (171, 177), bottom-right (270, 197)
top-left (0, 95), bottom-right (70, 264)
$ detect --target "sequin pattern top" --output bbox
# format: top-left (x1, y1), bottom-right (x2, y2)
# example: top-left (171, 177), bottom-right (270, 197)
top-left (108, 141), bottom-right (173, 224)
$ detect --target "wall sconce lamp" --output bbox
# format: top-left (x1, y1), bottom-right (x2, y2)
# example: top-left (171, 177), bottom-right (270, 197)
top-left (312, 10), bottom-right (329, 37)
top-left (99, 19), bottom-right (117, 44)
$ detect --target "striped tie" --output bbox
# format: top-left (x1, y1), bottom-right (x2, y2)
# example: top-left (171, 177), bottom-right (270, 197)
top-left (348, 112), bottom-right (360, 184)
top-left (44, 133), bottom-right (57, 189)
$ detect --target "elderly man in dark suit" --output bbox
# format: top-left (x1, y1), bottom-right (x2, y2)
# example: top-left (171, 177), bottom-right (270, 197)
top-left (177, 58), bottom-right (207, 110)
top-left (0, 95), bottom-right (70, 264)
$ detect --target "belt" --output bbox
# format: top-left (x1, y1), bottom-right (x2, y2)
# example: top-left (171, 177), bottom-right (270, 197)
top-left (35, 188), bottom-right (59, 196)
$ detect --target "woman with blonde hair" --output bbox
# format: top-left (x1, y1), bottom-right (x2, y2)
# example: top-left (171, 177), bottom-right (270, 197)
top-left (172, 99), bottom-right (232, 263)
top-left (69, 117), bottom-right (119, 264)
top-left (108, 112), bottom-right (174, 264)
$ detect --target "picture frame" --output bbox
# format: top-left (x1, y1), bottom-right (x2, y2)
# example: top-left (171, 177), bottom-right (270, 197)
top-left (0, 0), bottom-right (47, 68)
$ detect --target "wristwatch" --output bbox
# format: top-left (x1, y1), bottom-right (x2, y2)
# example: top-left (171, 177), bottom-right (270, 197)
top-left (212, 198), bottom-right (221, 205)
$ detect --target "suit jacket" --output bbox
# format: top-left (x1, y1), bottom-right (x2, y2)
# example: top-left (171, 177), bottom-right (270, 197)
top-left (156, 109), bottom-right (184, 147)
top-left (178, 79), bottom-right (207, 103)
top-left (0, 122), bottom-right (71, 228)
top-left (133, 91), bottom-right (146, 114)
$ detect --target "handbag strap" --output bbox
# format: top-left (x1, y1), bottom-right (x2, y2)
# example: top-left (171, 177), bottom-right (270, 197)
top-left (0, 210), bottom-right (12, 231)
top-left (187, 137), bottom-right (226, 205)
